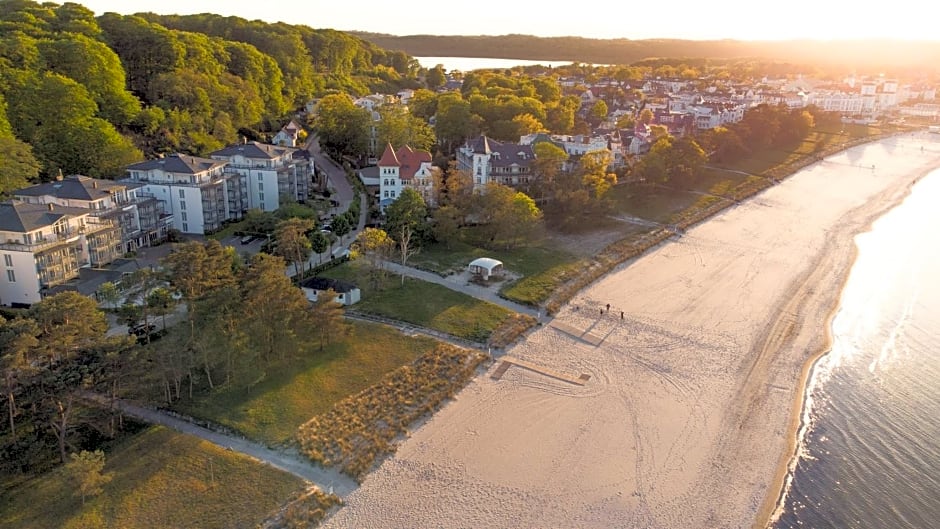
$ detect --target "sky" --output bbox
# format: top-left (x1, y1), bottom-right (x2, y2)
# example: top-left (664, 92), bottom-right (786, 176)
top-left (76, 0), bottom-right (940, 42)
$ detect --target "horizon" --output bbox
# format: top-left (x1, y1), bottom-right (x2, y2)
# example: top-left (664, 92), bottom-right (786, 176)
top-left (75, 0), bottom-right (940, 43)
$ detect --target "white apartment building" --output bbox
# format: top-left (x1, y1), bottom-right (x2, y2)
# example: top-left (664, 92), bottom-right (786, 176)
top-left (14, 175), bottom-right (172, 253)
top-left (124, 154), bottom-right (233, 235)
top-left (0, 201), bottom-right (121, 306)
top-left (210, 141), bottom-right (312, 213)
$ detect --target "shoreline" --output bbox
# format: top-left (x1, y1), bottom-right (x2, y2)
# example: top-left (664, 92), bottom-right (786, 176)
top-left (755, 158), bottom-right (940, 529)
top-left (321, 132), bottom-right (940, 529)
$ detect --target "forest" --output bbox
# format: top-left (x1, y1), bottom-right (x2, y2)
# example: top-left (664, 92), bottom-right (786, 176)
top-left (0, 0), bottom-right (422, 193)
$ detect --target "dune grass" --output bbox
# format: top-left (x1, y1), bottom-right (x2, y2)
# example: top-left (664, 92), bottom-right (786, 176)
top-left (297, 343), bottom-right (488, 481)
top-left (175, 322), bottom-right (438, 444)
top-left (0, 426), bottom-right (304, 529)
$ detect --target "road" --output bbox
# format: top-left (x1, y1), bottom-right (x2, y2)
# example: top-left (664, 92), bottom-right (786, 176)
top-left (79, 392), bottom-right (358, 497)
top-left (307, 136), bottom-right (355, 211)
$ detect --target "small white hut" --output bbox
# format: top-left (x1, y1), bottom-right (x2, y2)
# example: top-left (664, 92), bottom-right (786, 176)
top-left (468, 257), bottom-right (504, 281)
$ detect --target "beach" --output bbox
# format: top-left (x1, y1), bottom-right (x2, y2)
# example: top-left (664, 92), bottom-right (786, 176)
top-left (321, 133), bottom-right (940, 529)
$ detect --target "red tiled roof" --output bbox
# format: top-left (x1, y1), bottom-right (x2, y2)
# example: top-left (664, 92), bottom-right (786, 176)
top-left (395, 145), bottom-right (431, 181)
top-left (378, 143), bottom-right (400, 167)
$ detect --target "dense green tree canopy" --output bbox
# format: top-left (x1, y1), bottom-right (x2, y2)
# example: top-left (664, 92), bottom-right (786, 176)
top-left (313, 93), bottom-right (371, 158)
top-left (0, 0), bottom-right (422, 178)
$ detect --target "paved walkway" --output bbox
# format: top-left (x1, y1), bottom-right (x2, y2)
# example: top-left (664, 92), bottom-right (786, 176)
top-left (381, 261), bottom-right (540, 318)
top-left (345, 312), bottom-right (488, 351)
top-left (79, 392), bottom-right (358, 497)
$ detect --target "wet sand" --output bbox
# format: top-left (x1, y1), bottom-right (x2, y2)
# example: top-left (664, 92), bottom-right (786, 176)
top-left (322, 133), bottom-right (940, 528)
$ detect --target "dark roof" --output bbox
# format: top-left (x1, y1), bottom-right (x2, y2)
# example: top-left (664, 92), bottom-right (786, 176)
top-left (358, 166), bottom-right (380, 178)
top-left (300, 276), bottom-right (358, 293)
top-left (210, 141), bottom-right (296, 160)
top-left (127, 154), bottom-right (226, 174)
top-left (0, 200), bottom-right (88, 233)
top-left (14, 175), bottom-right (126, 202)
top-left (466, 136), bottom-right (534, 168)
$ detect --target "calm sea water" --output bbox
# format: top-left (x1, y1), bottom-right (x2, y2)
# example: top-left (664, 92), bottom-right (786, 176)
top-left (414, 56), bottom-right (578, 71)
top-left (773, 169), bottom-right (940, 528)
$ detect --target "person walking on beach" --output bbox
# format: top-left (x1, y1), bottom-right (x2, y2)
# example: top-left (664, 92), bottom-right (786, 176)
top-left (606, 303), bottom-right (611, 312)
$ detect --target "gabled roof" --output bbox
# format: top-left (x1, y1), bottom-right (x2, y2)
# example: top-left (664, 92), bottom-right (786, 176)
top-left (0, 200), bottom-right (88, 233)
top-left (127, 154), bottom-right (226, 174)
top-left (14, 175), bottom-right (125, 202)
top-left (282, 120), bottom-right (302, 133)
top-left (378, 143), bottom-right (400, 167)
top-left (300, 276), bottom-right (358, 293)
top-left (210, 141), bottom-right (296, 160)
top-left (394, 145), bottom-right (432, 180)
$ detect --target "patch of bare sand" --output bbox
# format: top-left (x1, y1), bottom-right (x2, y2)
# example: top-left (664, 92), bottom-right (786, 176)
top-left (322, 133), bottom-right (940, 528)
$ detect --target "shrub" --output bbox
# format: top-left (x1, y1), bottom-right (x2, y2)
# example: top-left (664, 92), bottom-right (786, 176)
top-left (296, 344), bottom-right (487, 481)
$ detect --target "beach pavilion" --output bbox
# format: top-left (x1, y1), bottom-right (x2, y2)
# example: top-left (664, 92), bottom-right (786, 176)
top-left (467, 257), bottom-right (504, 280)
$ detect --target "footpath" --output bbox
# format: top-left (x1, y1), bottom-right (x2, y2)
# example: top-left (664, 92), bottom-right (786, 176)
top-left (78, 392), bottom-right (357, 497)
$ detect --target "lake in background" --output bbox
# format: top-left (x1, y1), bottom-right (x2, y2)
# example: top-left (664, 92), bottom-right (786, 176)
top-left (414, 56), bottom-right (578, 72)
top-left (772, 161), bottom-right (940, 528)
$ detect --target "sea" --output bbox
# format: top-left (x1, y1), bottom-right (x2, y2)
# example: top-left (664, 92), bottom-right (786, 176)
top-left (414, 56), bottom-right (579, 72)
top-left (772, 168), bottom-right (940, 528)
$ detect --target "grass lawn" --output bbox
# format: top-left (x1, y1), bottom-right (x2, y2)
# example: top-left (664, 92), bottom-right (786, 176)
top-left (0, 426), bottom-right (303, 529)
top-left (176, 322), bottom-right (438, 444)
top-left (208, 219), bottom-right (250, 241)
top-left (409, 237), bottom-right (576, 277)
top-left (324, 264), bottom-right (514, 342)
top-left (608, 184), bottom-right (703, 223)
top-left (405, 234), bottom-right (582, 307)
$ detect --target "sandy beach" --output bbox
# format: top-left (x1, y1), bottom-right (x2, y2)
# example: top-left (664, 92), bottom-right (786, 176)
top-left (322, 133), bottom-right (940, 529)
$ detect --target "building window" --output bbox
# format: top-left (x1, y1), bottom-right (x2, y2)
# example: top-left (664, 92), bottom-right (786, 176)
top-left (384, 190), bottom-right (389, 198)
top-left (390, 191), bottom-right (396, 198)
top-left (181, 212), bottom-right (187, 222)
top-left (258, 182), bottom-right (264, 191)
top-left (6, 270), bottom-right (14, 282)
top-left (179, 201), bottom-right (186, 211)
top-left (259, 192), bottom-right (265, 202)
top-left (178, 189), bottom-right (185, 199)
top-left (182, 223), bottom-right (189, 232)
top-left (3, 254), bottom-right (11, 267)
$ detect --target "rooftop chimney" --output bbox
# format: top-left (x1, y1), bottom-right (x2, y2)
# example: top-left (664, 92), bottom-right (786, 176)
top-left (93, 180), bottom-right (98, 189)
top-left (56, 169), bottom-right (63, 181)
top-left (48, 203), bottom-right (54, 211)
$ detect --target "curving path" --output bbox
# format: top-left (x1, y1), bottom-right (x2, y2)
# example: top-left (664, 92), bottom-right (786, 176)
top-left (79, 392), bottom-right (358, 497)
top-left (381, 260), bottom-right (541, 318)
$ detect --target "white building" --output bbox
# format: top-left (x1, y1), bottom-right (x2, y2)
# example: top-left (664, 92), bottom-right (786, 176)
top-left (456, 136), bottom-right (535, 190)
top-left (299, 276), bottom-right (360, 306)
top-left (272, 120), bottom-right (303, 147)
top-left (521, 133), bottom-right (609, 157)
top-left (0, 201), bottom-right (122, 306)
top-left (210, 141), bottom-right (313, 213)
top-left (377, 143), bottom-right (438, 208)
top-left (14, 175), bottom-right (172, 253)
top-left (124, 154), bottom-right (234, 235)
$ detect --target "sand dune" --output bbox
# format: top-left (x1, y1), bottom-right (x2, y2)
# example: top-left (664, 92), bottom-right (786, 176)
top-left (322, 133), bottom-right (940, 528)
